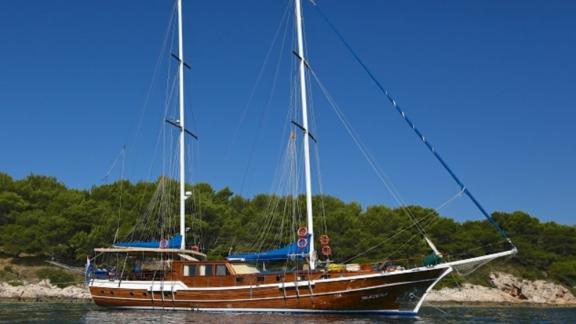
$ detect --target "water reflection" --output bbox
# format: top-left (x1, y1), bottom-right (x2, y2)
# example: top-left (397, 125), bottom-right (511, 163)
top-left (1, 302), bottom-right (575, 323)
top-left (83, 309), bottom-right (422, 324)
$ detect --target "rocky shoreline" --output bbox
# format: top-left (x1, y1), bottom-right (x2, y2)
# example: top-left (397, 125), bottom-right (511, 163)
top-left (426, 272), bottom-right (576, 306)
top-left (1, 272), bottom-right (575, 306)
top-left (0, 279), bottom-right (91, 302)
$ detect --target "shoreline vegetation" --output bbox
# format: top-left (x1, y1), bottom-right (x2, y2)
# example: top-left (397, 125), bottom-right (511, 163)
top-left (1, 173), bottom-right (575, 306)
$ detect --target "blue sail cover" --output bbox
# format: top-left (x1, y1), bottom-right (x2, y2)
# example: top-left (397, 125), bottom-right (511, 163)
top-left (113, 234), bottom-right (182, 249)
top-left (226, 235), bottom-right (310, 262)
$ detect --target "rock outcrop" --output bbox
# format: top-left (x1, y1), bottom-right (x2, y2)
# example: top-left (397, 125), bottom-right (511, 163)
top-left (426, 283), bottom-right (518, 303)
top-left (0, 280), bottom-right (91, 301)
top-left (489, 271), bottom-right (576, 305)
top-left (427, 271), bottom-right (576, 305)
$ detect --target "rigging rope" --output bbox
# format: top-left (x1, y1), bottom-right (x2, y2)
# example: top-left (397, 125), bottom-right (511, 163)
top-left (342, 188), bottom-right (465, 264)
top-left (238, 3), bottom-right (292, 196)
top-left (102, 146), bottom-right (126, 183)
top-left (309, 1), bottom-right (513, 245)
top-left (226, 1), bottom-right (292, 161)
top-left (123, 12), bottom-right (182, 243)
top-left (130, 5), bottom-right (177, 153)
top-left (307, 64), bottom-right (433, 243)
top-left (113, 146), bottom-right (126, 244)
top-left (304, 52), bottom-right (329, 237)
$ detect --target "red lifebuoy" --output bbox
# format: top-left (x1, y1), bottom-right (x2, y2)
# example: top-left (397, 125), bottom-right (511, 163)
top-left (190, 245), bottom-right (200, 252)
top-left (297, 238), bottom-right (308, 249)
top-left (321, 245), bottom-right (332, 256)
top-left (319, 234), bottom-right (330, 245)
top-left (297, 226), bottom-right (308, 237)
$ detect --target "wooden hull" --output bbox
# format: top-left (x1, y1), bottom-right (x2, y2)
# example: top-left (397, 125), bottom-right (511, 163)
top-left (89, 266), bottom-right (451, 314)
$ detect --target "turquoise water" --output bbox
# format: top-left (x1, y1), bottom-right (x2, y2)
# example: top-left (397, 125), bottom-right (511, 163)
top-left (0, 302), bottom-right (574, 323)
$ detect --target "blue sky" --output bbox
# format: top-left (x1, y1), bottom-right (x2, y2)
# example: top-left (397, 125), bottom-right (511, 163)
top-left (0, 1), bottom-right (574, 225)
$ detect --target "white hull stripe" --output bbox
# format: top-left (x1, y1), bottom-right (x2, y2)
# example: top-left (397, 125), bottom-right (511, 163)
top-left (92, 277), bottom-right (436, 303)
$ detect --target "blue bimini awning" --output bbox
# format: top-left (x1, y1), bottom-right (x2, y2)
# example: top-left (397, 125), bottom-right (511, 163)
top-left (113, 234), bottom-right (182, 249)
top-left (226, 235), bottom-right (310, 262)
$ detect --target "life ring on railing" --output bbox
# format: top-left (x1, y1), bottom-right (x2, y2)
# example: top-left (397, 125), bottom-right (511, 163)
top-left (297, 238), bottom-right (308, 249)
top-left (190, 245), bottom-right (200, 252)
top-left (159, 238), bottom-right (168, 249)
top-left (321, 245), bottom-right (332, 256)
top-left (297, 226), bottom-right (308, 237)
top-left (319, 234), bottom-right (330, 245)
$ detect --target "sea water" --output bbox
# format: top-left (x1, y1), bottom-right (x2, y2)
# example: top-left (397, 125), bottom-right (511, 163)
top-left (0, 302), bottom-right (574, 323)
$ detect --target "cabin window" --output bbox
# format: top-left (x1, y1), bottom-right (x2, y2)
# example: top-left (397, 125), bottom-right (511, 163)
top-left (236, 277), bottom-right (244, 283)
top-left (216, 265), bottom-right (228, 276)
top-left (198, 265), bottom-right (206, 276)
top-left (183, 265), bottom-right (196, 276)
top-left (205, 264), bottom-right (213, 276)
top-left (276, 275), bottom-right (284, 282)
top-left (257, 276), bottom-right (265, 283)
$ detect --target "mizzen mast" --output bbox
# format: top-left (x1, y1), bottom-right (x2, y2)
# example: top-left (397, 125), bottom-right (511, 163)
top-left (294, 0), bottom-right (315, 270)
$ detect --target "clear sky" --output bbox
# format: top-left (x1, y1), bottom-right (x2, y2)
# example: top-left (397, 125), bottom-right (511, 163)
top-left (1, 1), bottom-right (574, 225)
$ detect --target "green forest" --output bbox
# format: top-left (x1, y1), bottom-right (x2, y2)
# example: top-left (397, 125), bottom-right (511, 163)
top-left (0, 172), bottom-right (575, 290)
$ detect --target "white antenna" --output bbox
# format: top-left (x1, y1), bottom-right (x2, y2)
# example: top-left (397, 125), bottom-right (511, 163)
top-left (294, 0), bottom-right (315, 270)
top-left (177, 0), bottom-right (186, 250)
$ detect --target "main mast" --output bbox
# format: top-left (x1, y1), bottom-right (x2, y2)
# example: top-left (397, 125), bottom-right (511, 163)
top-left (294, 0), bottom-right (315, 270)
top-left (177, 0), bottom-right (186, 250)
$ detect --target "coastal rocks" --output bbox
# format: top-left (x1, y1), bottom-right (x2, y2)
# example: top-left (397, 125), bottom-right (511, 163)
top-left (0, 280), bottom-right (91, 301)
top-left (427, 272), bottom-right (576, 305)
top-left (426, 283), bottom-right (518, 303)
top-left (489, 271), bottom-right (576, 305)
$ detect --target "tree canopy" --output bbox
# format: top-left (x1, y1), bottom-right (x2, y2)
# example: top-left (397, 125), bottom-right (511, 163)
top-left (0, 172), bottom-right (574, 289)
